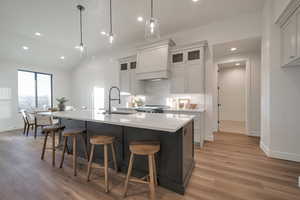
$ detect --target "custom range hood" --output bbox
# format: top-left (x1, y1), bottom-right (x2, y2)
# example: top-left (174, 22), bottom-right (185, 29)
top-left (136, 39), bottom-right (175, 80)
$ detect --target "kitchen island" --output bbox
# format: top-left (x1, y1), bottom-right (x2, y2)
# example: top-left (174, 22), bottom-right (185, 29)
top-left (42, 110), bottom-right (195, 194)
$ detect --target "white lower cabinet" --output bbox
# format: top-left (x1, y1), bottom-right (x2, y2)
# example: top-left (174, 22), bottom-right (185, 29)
top-left (163, 110), bottom-right (204, 148)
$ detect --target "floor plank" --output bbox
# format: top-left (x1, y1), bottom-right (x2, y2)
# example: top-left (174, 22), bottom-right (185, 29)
top-left (0, 130), bottom-right (299, 200)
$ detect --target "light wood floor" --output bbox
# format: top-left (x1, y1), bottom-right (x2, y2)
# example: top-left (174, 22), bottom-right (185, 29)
top-left (219, 120), bottom-right (246, 134)
top-left (0, 130), bottom-right (300, 200)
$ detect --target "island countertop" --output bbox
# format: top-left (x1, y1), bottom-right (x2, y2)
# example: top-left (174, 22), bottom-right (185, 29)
top-left (41, 110), bottom-right (194, 132)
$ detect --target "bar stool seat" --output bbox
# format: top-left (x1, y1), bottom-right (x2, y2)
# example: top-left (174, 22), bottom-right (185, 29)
top-left (124, 141), bottom-right (160, 200)
top-left (42, 124), bottom-right (65, 133)
top-left (60, 128), bottom-right (88, 176)
top-left (41, 125), bottom-right (65, 167)
top-left (90, 135), bottom-right (114, 145)
top-left (87, 135), bottom-right (117, 193)
top-left (62, 128), bottom-right (86, 136)
top-left (129, 141), bottom-right (160, 155)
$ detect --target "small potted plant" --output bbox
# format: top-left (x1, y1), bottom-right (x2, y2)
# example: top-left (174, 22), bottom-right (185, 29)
top-left (56, 97), bottom-right (69, 111)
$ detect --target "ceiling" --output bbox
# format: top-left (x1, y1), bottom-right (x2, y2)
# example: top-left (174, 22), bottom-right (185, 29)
top-left (0, 0), bottom-right (265, 69)
top-left (218, 61), bottom-right (246, 70)
top-left (213, 37), bottom-right (262, 59)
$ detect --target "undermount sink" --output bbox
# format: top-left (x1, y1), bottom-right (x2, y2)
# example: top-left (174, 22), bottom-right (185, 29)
top-left (111, 111), bottom-right (135, 115)
top-left (103, 110), bottom-right (137, 115)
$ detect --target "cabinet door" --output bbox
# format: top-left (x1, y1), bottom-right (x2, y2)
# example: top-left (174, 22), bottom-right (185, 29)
top-left (119, 63), bottom-right (131, 94)
top-left (185, 65), bottom-right (203, 93)
top-left (170, 66), bottom-right (185, 94)
top-left (282, 15), bottom-right (297, 65)
top-left (130, 68), bottom-right (144, 95)
top-left (186, 49), bottom-right (201, 65)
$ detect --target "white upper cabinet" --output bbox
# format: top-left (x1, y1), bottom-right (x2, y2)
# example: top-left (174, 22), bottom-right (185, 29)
top-left (119, 56), bottom-right (144, 95)
top-left (120, 63), bottom-right (131, 94)
top-left (170, 41), bottom-right (207, 94)
top-left (282, 15), bottom-right (297, 66)
top-left (136, 39), bottom-right (175, 80)
top-left (277, 1), bottom-right (300, 67)
top-left (170, 66), bottom-right (185, 93)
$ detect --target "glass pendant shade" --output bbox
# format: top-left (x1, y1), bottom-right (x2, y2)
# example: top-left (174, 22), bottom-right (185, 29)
top-left (145, 18), bottom-right (160, 40)
top-left (109, 33), bottom-right (114, 44)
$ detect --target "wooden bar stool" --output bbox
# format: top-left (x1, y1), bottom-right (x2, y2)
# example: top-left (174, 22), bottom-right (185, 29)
top-left (87, 135), bottom-right (118, 193)
top-left (59, 128), bottom-right (88, 176)
top-left (123, 141), bottom-right (160, 200)
top-left (41, 125), bottom-right (65, 167)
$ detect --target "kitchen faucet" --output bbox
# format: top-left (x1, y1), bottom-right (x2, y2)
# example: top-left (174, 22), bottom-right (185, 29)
top-left (108, 86), bottom-right (121, 114)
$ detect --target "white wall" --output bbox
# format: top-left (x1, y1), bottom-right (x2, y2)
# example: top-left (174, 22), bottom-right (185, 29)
top-left (261, 0), bottom-right (300, 162)
top-left (219, 66), bottom-right (246, 122)
top-left (0, 60), bottom-right (72, 132)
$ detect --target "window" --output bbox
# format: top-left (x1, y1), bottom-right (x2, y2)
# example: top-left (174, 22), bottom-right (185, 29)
top-left (18, 70), bottom-right (53, 110)
top-left (93, 87), bottom-right (104, 110)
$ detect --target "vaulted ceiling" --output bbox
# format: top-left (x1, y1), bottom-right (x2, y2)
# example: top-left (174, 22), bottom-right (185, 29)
top-left (0, 0), bottom-right (265, 69)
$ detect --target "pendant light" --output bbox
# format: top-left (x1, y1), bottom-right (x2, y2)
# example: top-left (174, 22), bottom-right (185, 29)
top-left (108, 0), bottom-right (114, 44)
top-left (77, 4), bottom-right (85, 53)
top-left (145, 0), bottom-right (160, 40)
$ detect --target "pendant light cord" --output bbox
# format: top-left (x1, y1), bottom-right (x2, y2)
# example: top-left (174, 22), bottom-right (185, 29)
top-left (151, 0), bottom-right (153, 18)
top-left (80, 7), bottom-right (83, 45)
top-left (110, 0), bottom-right (113, 34)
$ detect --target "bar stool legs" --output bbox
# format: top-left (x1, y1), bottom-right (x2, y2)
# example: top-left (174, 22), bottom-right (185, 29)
top-left (148, 155), bottom-right (155, 200)
top-left (86, 136), bottom-right (117, 193)
top-left (59, 131), bottom-right (88, 176)
top-left (41, 131), bottom-right (49, 161)
top-left (87, 144), bottom-right (95, 181)
top-left (41, 131), bottom-right (56, 167)
top-left (123, 141), bottom-right (160, 200)
top-left (123, 153), bottom-right (134, 197)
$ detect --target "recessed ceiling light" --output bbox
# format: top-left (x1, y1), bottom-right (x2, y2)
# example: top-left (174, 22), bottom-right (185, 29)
top-left (235, 63), bottom-right (241, 66)
top-left (35, 32), bottom-right (42, 36)
top-left (192, 0), bottom-right (199, 2)
top-left (22, 46), bottom-right (29, 50)
top-left (230, 47), bottom-right (237, 52)
top-left (137, 16), bottom-right (144, 22)
top-left (101, 31), bottom-right (107, 35)
top-left (60, 56), bottom-right (65, 60)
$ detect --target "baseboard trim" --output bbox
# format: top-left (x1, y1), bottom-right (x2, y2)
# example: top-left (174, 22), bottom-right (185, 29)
top-left (260, 141), bottom-right (270, 156)
top-left (248, 131), bottom-right (260, 137)
top-left (0, 126), bottom-right (23, 133)
top-left (260, 141), bottom-right (300, 162)
top-left (270, 150), bottom-right (300, 162)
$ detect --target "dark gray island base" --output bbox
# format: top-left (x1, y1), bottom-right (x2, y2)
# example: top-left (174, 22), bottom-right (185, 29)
top-left (60, 118), bottom-right (194, 195)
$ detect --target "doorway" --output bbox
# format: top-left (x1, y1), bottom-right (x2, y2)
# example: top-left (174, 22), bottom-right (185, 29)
top-left (217, 61), bottom-right (247, 134)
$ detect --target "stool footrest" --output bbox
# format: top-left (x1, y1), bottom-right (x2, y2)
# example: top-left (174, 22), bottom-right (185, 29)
top-left (129, 177), bottom-right (149, 185)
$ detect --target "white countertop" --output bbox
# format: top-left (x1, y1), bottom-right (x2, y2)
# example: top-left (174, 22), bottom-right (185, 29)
top-left (116, 106), bottom-right (205, 113)
top-left (40, 110), bottom-right (194, 132)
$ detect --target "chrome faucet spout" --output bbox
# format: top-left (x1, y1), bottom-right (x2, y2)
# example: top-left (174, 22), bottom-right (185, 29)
top-left (108, 86), bottom-right (121, 114)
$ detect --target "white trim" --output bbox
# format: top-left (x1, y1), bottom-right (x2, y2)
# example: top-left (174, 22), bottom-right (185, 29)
top-left (260, 141), bottom-right (270, 156)
top-left (260, 141), bottom-right (300, 162)
top-left (248, 130), bottom-right (260, 137)
top-left (270, 150), bottom-right (300, 162)
top-left (275, 0), bottom-right (300, 27)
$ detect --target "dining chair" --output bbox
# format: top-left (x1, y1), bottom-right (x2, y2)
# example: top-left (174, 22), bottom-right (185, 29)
top-left (34, 113), bottom-right (58, 139)
top-left (20, 110), bottom-right (35, 136)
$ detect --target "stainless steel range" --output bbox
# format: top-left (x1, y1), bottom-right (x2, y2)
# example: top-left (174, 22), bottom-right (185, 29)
top-left (135, 105), bottom-right (168, 113)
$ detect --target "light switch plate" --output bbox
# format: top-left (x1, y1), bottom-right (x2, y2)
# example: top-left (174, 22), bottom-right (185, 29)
top-left (298, 176), bottom-right (300, 187)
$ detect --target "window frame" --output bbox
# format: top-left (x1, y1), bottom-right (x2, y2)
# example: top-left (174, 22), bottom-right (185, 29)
top-left (18, 69), bottom-right (53, 109)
